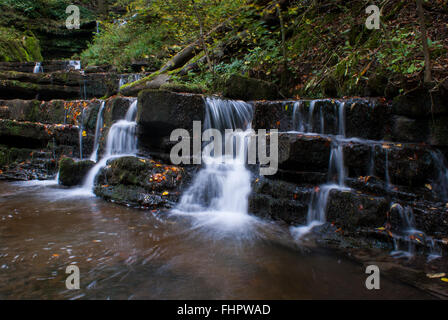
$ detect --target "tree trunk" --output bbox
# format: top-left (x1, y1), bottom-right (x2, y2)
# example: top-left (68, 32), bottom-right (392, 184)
top-left (191, 0), bottom-right (214, 74)
top-left (416, 0), bottom-right (432, 83)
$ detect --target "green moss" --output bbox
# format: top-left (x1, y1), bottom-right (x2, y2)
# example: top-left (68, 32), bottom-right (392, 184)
top-left (0, 26), bottom-right (42, 62)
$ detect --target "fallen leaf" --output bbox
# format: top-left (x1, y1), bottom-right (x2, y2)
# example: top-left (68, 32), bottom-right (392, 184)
top-left (162, 191), bottom-right (169, 196)
top-left (426, 273), bottom-right (446, 279)
top-left (441, 278), bottom-right (448, 283)
top-left (425, 184), bottom-right (433, 191)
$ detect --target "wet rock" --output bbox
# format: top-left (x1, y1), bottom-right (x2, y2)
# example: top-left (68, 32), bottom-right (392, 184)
top-left (137, 90), bottom-right (205, 153)
top-left (94, 156), bottom-right (185, 209)
top-left (0, 79), bottom-right (80, 100)
top-left (428, 116), bottom-right (448, 147)
top-left (249, 177), bottom-right (311, 224)
top-left (0, 99), bottom-right (103, 126)
top-left (252, 100), bottom-right (293, 131)
top-left (58, 157), bottom-right (95, 186)
top-left (103, 97), bottom-right (133, 127)
top-left (344, 98), bottom-right (391, 140)
top-left (326, 189), bottom-right (389, 231)
top-left (277, 133), bottom-right (331, 172)
top-left (392, 87), bottom-right (448, 117)
top-left (223, 75), bottom-right (280, 101)
top-left (390, 115), bottom-right (428, 143)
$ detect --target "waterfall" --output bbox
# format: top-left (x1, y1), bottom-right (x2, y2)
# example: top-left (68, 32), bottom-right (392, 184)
top-left (90, 101), bottom-right (106, 162)
top-left (67, 60), bottom-right (81, 71)
top-left (118, 74), bottom-right (142, 89)
top-left (385, 148), bottom-right (392, 190)
top-left (291, 99), bottom-right (349, 239)
top-left (390, 203), bottom-right (441, 261)
top-left (430, 150), bottom-right (448, 201)
top-left (174, 97), bottom-right (257, 233)
top-left (33, 62), bottom-right (43, 73)
top-left (307, 100), bottom-right (316, 132)
top-left (81, 99), bottom-right (138, 193)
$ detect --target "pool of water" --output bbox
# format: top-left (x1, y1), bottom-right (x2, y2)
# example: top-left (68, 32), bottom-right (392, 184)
top-left (0, 181), bottom-right (434, 299)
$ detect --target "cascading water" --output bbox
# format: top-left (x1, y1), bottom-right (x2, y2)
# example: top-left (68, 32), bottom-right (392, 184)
top-left (79, 99), bottom-right (138, 194)
top-left (291, 100), bottom-right (349, 239)
top-left (33, 62), bottom-right (43, 73)
top-left (390, 203), bottom-right (442, 261)
top-left (173, 97), bottom-right (258, 236)
top-left (118, 74), bottom-right (142, 89)
top-left (90, 101), bottom-right (106, 162)
top-left (430, 150), bottom-right (448, 201)
top-left (67, 60), bottom-right (81, 71)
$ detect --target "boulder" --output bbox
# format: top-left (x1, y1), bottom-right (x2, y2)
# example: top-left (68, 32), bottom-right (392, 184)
top-left (58, 158), bottom-right (95, 186)
top-left (94, 156), bottom-right (185, 209)
top-left (137, 89), bottom-right (205, 152)
top-left (223, 75), bottom-right (280, 101)
top-left (277, 133), bottom-right (332, 172)
top-left (326, 189), bottom-right (390, 231)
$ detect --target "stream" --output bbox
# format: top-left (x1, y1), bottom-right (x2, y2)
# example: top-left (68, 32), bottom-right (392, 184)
top-left (0, 180), bottom-right (433, 299)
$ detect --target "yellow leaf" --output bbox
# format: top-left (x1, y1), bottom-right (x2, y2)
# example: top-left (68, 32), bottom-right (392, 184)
top-left (425, 184), bottom-right (432, 190)
top-left (162, 191), bottom-right (169, 196)
top-left (82, 130), bottom-right (87, 137)
top-left (441, 278), bottom-right (448, 283)
top-left (377, 227), bottom-right (385, 231)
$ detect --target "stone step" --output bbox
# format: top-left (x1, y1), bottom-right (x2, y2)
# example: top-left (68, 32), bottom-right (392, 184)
top-left (252, 98), bottom-right (391, 141)
top-left (0, 70), bottom-right (121, 100)
top-left (276, 132), bottom-right (436, 188)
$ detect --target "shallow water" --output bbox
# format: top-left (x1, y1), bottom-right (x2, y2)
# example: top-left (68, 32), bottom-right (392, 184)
top-left (0, 181), bottom-right (434, 299)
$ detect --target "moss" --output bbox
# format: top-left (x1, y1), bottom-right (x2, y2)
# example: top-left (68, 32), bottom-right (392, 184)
top-left (159, 82), bottom-right (206, 94)
top-left (58, 157), bottom-right (95, 186)
top-left (0, 26), bottom-right (42, 62)
top-left (119, 70), bottom-right (161, 92)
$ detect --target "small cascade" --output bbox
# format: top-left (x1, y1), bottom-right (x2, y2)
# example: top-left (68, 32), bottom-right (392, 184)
top-left (292, 101), bottom-right (305, 132)
top-left (174, 97), bottom-right (257, 234)
top-left (337, 102), bottom-right (346, 137)
top-left (67, 60), bottom-right (81, 71)
top-left (430, 150), bottom-right (448, 201)
top-left (90, 101), bottom-right (106, 162)
top-left (384, 148), bottom-right (392, 190)
top-left (118, 74), bottom-right (142, 89)
top-left (390, 203), bottom-right (442, 261)
top-left (78, 108), bottom-right (87, 160)
top-left (81, 99), bottom-right (138, 194)
top-left (33, 62), bottom-right (43, 73)
top-left (291, 99), bottom-right (349, 239)
top-left (307, 100), bottom-right (316, 132)
top-left (96, 21), bottom-right (100, 34)
top-left (390, 204), bottom-right (420, 259)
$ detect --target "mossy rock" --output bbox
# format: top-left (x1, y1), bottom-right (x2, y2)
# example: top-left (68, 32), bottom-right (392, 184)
top-left (0, 27), bottom-right (42, 62)
top-left (160, 82), bottom-right (206, 94)
top-left (58, 157), bottom-right (95, 186)
top-left (223, 75), bottom-right (280, 101)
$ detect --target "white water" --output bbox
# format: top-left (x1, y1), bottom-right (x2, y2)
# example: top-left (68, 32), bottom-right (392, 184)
top-left (33, 62), bottom-right (43, 73)
top-left (90, 101), bottom-right (106, 162)
top-left (390, 203), bottom-right (442, 261)
top-left (118, 74), bottom-right (142, 89)
top-left (430, 150), bottom-right (448, 201)
top-left (291, 99), bottom-right (349, 240)
top-left (67, 60), bottom-right (81, 71)
top-left (173, 97), bottom-right (259, 237)
top-left (71, 99), bottom-right (138, 196)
